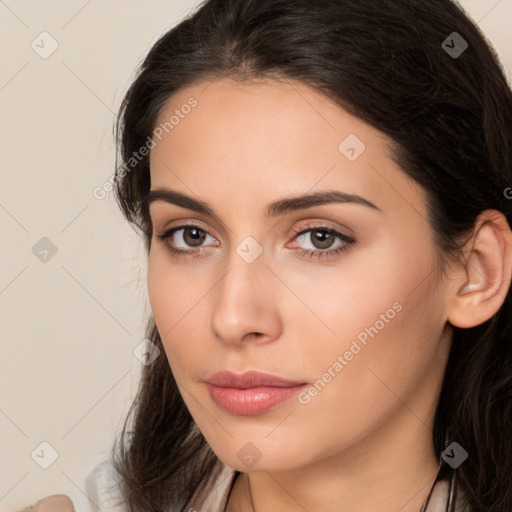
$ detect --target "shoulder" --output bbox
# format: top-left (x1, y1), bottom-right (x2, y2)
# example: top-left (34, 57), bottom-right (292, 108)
top-left (85, 460), bottom-right (128, 512)
top-left (85, 459), bottom-right (238, 512)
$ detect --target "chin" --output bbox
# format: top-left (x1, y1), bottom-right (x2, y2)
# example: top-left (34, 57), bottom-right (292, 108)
top-left (209, 437), bottom-right (314, 473)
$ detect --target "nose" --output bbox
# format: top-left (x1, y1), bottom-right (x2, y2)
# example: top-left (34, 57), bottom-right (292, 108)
top-left (210, 245), bottom-right (282, 347)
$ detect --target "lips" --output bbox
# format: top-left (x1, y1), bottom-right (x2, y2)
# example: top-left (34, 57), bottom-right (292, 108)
top-left (205, 370), bottom-right (307, 388)
top-left (205, 370), bottom-right (309, 415)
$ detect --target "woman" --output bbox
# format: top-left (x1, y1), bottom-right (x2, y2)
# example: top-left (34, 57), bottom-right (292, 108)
top-left (24, 0), bottom-right (512, 510)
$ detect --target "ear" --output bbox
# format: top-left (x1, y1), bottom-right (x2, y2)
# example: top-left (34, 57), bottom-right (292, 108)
top-left (447, 210), bottom-right (512, 329)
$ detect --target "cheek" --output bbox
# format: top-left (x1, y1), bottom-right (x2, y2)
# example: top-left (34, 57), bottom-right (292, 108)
top-left (298, 293), bottom-right (444, 462)
top-left (146, 250), bottom-right (214, 376)
top-left (147, 252), bottom-right (189, 369)
top-left (290, 239), bottom-right (446, 437)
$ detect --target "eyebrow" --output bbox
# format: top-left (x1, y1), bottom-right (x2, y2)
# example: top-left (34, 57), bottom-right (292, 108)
top-left (141, 187), bottom-right (382, 221)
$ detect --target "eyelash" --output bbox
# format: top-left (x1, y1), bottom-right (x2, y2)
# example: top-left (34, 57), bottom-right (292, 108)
top-left (155, 224), bottom-right (356, 261)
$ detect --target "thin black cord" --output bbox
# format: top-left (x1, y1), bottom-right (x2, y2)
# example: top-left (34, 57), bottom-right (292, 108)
top-left (419, 459), bottom-right (456, 512)
top-left (446, 466), bottom-right (458, 512)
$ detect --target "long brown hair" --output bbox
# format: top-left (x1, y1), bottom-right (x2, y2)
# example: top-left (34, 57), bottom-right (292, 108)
top-left (109, 0), bottom-right (512, 510)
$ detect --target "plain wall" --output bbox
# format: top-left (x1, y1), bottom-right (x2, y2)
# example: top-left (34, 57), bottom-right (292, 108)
top-left (0, 1), bottom-right (511, 510)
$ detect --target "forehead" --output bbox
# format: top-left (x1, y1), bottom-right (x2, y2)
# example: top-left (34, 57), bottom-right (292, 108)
top-left (148, 77), bottom-right (428, 222)
top-left (151, 77), bottom-right (376, 164)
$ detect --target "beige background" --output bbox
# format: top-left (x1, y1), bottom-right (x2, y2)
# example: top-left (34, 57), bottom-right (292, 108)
top-left (0, 1), bottom-right (511, 510)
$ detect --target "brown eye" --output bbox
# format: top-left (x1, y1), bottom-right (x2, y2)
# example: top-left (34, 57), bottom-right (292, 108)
top-left (156, 225), bottom-right (217, 257)
top-left (182, 227), bottom-right (206, 247)
top-left (308, 229), bottom-right (336, 250)
top-left (291, 225), bottom-right (356, 261)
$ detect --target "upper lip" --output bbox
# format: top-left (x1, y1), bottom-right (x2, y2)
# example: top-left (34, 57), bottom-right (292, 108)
top-left (205, 370), bottom-right (307, 388)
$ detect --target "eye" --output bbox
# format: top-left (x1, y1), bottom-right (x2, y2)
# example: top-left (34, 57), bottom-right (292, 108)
top-left (290, 225), bottom-right (356, 260)
top-left (156, 225), bottom-right (217, 259)
top-left (155, 223), bottom-right (356, 261)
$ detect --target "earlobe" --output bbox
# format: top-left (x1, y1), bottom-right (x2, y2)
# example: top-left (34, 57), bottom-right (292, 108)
top-left (447, 210), bottom-right (512, 329)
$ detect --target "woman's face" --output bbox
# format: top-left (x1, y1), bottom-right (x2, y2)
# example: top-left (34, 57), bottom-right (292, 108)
top-left (147, 77), bottom-right (453, 472)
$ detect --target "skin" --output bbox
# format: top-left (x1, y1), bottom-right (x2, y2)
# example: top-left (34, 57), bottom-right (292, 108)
top-left (146, 77), bottom-right (512, 512)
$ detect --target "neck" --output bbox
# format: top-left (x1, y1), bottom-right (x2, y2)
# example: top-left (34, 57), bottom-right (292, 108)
top-left (227, 411), bottom-right (441, 512)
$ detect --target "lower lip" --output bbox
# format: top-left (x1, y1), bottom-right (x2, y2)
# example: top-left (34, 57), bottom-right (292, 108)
top-left (207, 384), bottom-right (308, 415)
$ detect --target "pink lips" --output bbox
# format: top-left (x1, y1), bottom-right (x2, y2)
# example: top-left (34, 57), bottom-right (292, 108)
top-left (205, 370), bottom-right (308, 415)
